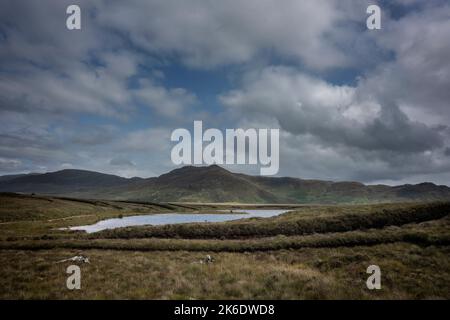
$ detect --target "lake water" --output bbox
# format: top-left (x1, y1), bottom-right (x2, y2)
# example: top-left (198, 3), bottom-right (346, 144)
top-left (69, 209), bottom-right (290, 233)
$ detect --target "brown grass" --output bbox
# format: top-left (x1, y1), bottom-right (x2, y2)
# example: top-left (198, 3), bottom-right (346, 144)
top-left (0, 193), bottom-right (449, 299)
top-left (0, 243), bottom-right (448, 299)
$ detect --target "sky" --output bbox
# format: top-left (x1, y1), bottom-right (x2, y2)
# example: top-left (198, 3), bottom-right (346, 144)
top-left (0, 0), bottom-right (450, 185)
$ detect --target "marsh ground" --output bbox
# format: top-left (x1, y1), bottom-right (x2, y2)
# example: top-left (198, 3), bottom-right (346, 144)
top-left (0, 193), bottom-right (449, 299)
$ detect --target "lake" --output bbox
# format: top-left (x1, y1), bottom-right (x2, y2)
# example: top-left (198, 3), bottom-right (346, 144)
top-left (69, 209), bottom-right (290, 233)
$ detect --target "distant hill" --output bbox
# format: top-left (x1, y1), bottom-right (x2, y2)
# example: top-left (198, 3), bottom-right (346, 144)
top-left (1, 165), bottom-right (450, 204)
top-left (0, 173), bottom-right (39, 182)
top-left (0, 169), bottom-right (136, 195)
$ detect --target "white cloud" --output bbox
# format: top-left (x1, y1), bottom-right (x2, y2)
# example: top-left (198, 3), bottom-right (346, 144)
top-left (219, 64), bottom-right (448, 182)
top-left (0, 158), bottom-right (22, 171)
top-left (133, 80), bottom-right (198, 119)
top-left (360, 4), bottom-right (450, 124)
top-left (97, 0), bottom-right (364, 69)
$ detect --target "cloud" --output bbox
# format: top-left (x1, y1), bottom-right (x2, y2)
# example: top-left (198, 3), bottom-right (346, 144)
top-left (69, 125), bottom-right (118, 146)
top-left (133, 80), bottom-right (199, 119)
top-left (221, 66), bottom-right (444, 152)
top-left (0, 64), bottom-right (134, 118)
top-left (96, 0), bottom-right (370, 69)
top-left (213, 2), bottom-right (450, 184)
top-left (360, 4), bottom-right (450, 124)
top-left (0, 0), bottom-right (199, 119)
top-left (0, 0), bottom-right (449, 185)
top-left (0, 0), bottom-right (202, 176)
top-left (109, 157), bottom-right (135, 167)
top-left (0, 158), bottom-right (22, 171)
top-left (220, 63), bottom-right (449, 182)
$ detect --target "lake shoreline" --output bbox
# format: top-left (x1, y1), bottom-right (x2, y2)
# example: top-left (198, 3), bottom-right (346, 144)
top-left (67, 209), bottom-right (292, 233)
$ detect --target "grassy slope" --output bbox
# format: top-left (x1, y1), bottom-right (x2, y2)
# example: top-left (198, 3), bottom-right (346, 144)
top-left (0, 193), bottom-right (173, 222)
top-left (0, 193), bottom-right (449, 299)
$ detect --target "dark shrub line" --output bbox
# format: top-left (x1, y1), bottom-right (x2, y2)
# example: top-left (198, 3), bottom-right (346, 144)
top-left (1, 229), bottom-right (449, 252)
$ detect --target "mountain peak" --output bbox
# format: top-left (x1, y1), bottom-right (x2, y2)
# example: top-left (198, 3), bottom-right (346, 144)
top-left (161, 165), bottom-right (230, 177)
top-left (204, 164), bottom-right (230, 172)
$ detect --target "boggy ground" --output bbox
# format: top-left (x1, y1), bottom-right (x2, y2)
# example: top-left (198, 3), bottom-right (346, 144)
top-left (1, 244), bottom-right (449, 299)
top-left (0, 193), bottom-right (449, 299)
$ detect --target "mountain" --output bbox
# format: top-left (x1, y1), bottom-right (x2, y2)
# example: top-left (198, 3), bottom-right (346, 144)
top-left (1, 165), bottom-right (450, 204)
top-left (0, 169), bottom-right (138, 195)
top-left (114, 165), bottom-right (281, 203)
top-left (0, 173), bottom-right (40, 182)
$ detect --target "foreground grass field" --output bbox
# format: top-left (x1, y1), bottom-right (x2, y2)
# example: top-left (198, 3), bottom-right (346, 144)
top-left (0, 193), bottom-right (449, 299)
top-left (1, 244), bottom-right (449, 299)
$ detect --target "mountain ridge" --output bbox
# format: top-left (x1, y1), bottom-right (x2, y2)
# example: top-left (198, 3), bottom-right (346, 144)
top-left (0, 165), bottom-right (449, 204)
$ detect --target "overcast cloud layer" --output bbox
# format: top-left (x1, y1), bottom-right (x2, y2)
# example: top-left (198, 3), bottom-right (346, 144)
top-left (0, 0), bottom-right (449, 185)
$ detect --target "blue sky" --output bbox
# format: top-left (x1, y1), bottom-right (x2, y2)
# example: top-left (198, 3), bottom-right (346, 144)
top-left (1, 0), bottom-right (450, 185)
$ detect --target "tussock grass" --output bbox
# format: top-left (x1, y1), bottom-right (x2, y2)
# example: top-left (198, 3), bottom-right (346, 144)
top-left (1, 243), bottom-right (449, 299)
